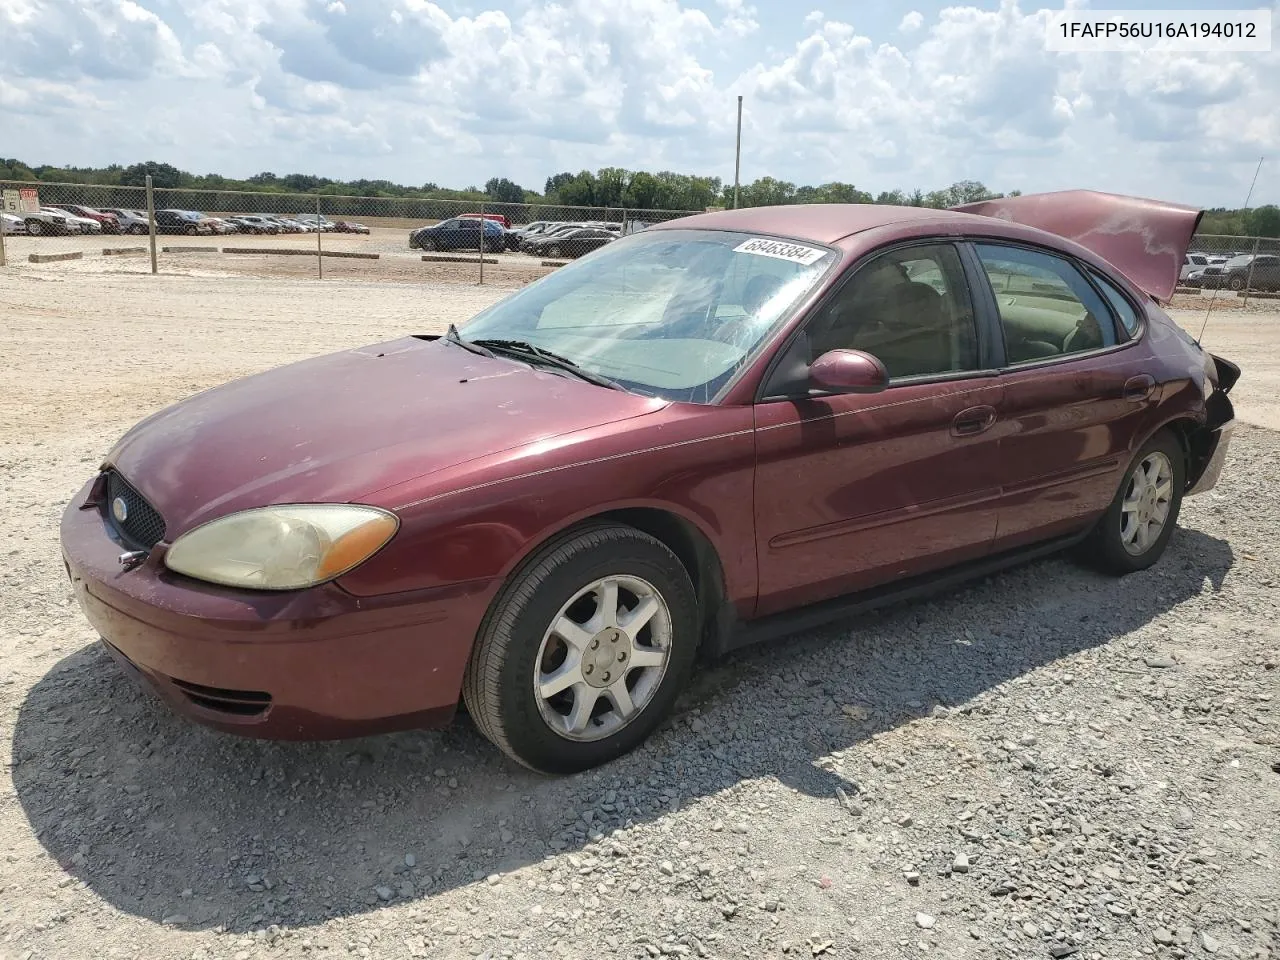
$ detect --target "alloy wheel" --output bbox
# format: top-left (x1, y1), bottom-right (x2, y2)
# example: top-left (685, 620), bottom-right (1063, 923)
top-left (533, 575), bottom-right (672, 742)
top-left (1120, 451), bottom-right (1174, 556)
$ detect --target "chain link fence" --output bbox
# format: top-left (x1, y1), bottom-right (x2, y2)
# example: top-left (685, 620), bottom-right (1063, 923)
top-left (0, 178), bottom-right (697, 279)
top-left (4, 179), bottom-right (1279, 296)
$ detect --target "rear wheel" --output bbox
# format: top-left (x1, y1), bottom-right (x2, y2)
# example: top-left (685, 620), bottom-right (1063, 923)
top-left (1081, 429), bottom-right (1184, 575)
top-left (26, 219), bottom-right (44, 236)
top-left (130, 223), bottom-right (147, 235)
top-left (463, 523), bottom-right (699, 773)
top-left (1229, 275), bottom-right (1246, 291)
top-left (549, 244), bottom-right (562, 258)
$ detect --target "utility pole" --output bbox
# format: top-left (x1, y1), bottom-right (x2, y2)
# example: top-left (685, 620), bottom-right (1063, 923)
top-left (733, 95), bottom-right (743, 210)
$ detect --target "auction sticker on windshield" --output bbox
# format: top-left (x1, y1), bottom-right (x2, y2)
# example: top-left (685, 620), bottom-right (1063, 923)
top-left (733, 237), bottom-right (826, 266)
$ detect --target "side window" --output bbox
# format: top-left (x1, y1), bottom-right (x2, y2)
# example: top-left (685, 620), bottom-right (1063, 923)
top-left (807, 243), bottom-right (979, 380)
top-left (974, 244), bottom-right (1117, 364)
top-left (1090, 270), bottom-right (1141, 337)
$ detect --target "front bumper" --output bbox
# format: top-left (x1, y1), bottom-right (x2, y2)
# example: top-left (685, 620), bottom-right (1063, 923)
top-left (59, 477), bottom-right (496, 740)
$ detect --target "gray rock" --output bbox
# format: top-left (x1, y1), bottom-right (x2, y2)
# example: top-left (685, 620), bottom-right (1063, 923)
top-left (916, 913), bottom-right (936, 929)
top-left (1153, 928), bottom-right (1175, 945)
top-left (375, 886), bottom-right (394, 902)
top-left (1201, 932), bottom-right (1220, 954)
top-left (952, 853), bottom-right (970, 874)
top-left (404, 854), bottom-right (416, 868)
top-left (1023, 922), bottom-right (1039, 938)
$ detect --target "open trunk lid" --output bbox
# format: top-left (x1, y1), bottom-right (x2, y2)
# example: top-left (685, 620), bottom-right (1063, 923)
top-left (952, 190), bottom-right (1204, 302)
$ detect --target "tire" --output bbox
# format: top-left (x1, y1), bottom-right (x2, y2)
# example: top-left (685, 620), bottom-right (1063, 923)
top-left (1228, 275), bottom-right (1245, 291)
top-left (422, 237), bottom-right (438, 251)
top-left (26, 219), bottom-right (45, 236)
top-left (463, 522), bottom-right (699, 774)
top-left (1081, 429), bottom-right (1185, 575)
top-left (549, 244), bottom-right (562, 258)
top-left (131, 223), bottom-right (147, 235)
top-left (185, 225), bottom-right (197, 236)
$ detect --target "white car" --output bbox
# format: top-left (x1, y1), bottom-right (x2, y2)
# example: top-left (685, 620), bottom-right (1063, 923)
top-left (18, 207), bottom-right (76, 235)
top-left (42, 207), bottom-right (99, 234)
top-left (2, 213), bottom-right (27, 235)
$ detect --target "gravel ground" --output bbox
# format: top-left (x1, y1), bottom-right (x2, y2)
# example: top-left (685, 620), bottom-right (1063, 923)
top-left (0, 271), bottom-right (1277, 960)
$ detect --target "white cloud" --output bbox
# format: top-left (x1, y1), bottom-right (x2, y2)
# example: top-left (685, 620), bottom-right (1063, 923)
top-left (0, 0), bottom-right (1276, 207)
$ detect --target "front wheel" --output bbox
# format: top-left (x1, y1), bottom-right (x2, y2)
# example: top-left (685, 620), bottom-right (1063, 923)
top-left (1081, 429), bottom-right (1184, 575)
top-left (463, 523), bottom-right (699, 773)
top-left (1229, 275), bottom-right (1246, 291)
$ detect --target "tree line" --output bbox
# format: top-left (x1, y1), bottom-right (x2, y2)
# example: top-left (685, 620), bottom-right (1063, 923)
top-left (1, 157), bottom-right (1274, 237)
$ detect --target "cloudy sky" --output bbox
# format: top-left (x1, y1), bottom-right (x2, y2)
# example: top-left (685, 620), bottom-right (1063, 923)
top-left (2, 0), bottom-right (1277, 207)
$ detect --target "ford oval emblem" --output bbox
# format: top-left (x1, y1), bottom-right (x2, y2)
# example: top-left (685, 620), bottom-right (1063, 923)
top-left (111, 496), bottom-right (129, 523)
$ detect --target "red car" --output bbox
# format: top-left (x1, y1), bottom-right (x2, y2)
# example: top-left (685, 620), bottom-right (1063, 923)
top-left (60, 191), bottom-right (1237, 773)
top-left (49, 203), bottom-right (121, 234)
top-left (459, 211), bottom-right (512, 229)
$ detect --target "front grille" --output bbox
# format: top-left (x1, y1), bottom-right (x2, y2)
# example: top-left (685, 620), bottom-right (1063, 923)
top-left (104, 469), bottom-right (166, 549)
top-left (171, 679), bottom-right (272, 717)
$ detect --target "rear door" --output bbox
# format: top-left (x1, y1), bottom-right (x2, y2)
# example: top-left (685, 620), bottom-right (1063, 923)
top-left (753, 240), bottom-right (1004, 615)
top-left (966, 241), bottom-right (1159, 549)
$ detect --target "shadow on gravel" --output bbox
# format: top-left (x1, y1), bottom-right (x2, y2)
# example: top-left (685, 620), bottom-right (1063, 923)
top-left (11, 528), bottom-right (1233, 932)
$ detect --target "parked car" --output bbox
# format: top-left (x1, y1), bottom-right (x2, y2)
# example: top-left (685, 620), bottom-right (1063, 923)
top-left (256, 217), bottom-right (303, 235)
top-left (44, 207), bottom-right (99, 233)
top-left (154, 209), bottom-right (214, 235)
top-left (1217, 253), bottom-right (1280, 291)
top-left (332, 221), bottom-right (371, 234)
top-left (195, 214), bottom-right (235, 234)
top-left (1, 213), bottom-right (27, 235)
top-left (523, 226), bottom-right (617, 259)
top-left (293, 214), bottom-right (337, 232)
top-left (99, 208), bottom-right (151, 234)
top-left (49, 203), bottom-right (120, 234)
top-left (20, 208), bottom-right (76, 236)
top-left (410, 217), bottom-right (505, 252)
top-left (518, 223), bottom-right (587, 252)
top-left (59, 191), bottom-right (1238, 773)
top-left (227, 215), bottom-right (279, 235)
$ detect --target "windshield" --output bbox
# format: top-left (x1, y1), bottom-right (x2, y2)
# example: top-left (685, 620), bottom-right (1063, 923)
top-left (460, 228), bottom-right (838, 403)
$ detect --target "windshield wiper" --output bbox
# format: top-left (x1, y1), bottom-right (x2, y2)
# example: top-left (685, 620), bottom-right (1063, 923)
top-left (468, 338), bottom-right (624, 391)
top-left (443, 323), bottom-right (494, 357)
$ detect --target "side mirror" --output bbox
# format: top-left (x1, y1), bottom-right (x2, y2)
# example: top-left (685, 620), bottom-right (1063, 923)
top-left (809, 349), bottom-right (889, 394)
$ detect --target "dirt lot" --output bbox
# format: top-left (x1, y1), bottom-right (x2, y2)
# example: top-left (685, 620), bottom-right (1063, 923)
top-left (0, 268), bottom-right (1277, 960)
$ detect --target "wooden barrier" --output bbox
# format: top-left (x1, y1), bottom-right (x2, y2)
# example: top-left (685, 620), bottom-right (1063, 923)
top-left (28, 251), bottom-right (83, 263)
top-left (421, 254), bottom-right (498, 265)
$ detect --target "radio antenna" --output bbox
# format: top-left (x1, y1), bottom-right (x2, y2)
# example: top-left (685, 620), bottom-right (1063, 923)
top-left (1197, 155), bottom-right (1264, 344)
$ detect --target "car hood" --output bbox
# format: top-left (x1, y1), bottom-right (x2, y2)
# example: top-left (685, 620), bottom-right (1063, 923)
top-left (106, 336), bottom-right (666, 537)
top-left (951, 190), bottom-right (1204, 302)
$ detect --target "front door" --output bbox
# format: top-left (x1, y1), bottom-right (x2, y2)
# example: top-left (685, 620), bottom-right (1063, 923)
top-left (753, 241), bottom-right (1004, 616)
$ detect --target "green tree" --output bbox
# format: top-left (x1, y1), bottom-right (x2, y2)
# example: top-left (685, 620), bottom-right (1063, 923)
top-left (119, 161), bottom-right (185, 188)
top-left (484, 177), bottom-right (526, 203)
top-left (1246, 204), bottom-right (1280, 238)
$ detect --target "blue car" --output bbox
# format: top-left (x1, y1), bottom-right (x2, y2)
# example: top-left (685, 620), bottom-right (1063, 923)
top-left (410, 217), bottom-right (505, 253)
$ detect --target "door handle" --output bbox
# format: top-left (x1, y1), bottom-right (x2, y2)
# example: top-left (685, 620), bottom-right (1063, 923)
top-left (1123, 374), bottom-right (1155, 402)
top-left (951, 404), bottom-right (997, 437)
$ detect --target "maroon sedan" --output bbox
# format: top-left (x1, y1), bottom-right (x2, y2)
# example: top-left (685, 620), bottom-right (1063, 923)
top-left (60, 191), bottom-right (1238, 773)
top-left (49, 203), bottom-right (121, 234)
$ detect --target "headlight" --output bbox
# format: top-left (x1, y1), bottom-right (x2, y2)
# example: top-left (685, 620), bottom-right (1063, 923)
top-left (164, 504), bottom-right (398, 591)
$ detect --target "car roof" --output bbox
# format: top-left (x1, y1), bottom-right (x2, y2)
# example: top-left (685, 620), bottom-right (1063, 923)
top-left (648, 204), bottom-right (988, 245)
